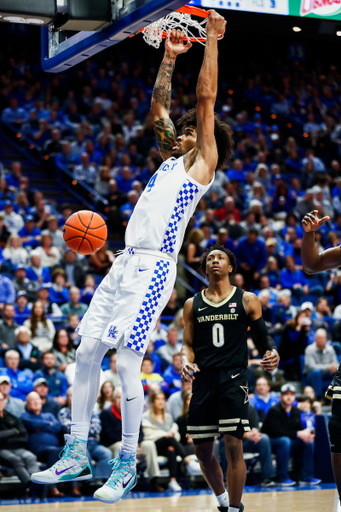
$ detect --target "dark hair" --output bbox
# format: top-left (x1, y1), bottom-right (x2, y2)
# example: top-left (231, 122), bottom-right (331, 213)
top-left (97, 380), bottom-right (114, 411)
top-left (52, 328), bottom-right (74, 353)
top-left (200, 243), bottom-right (237, 276)
top-left (30, 301), bottom-right (48, 336)
top-left (248, 228), bottom-right (258, 236)
top-left (176, 108), bottom-right (234, 170)
top-left (142, 355), bottom-right (153, 364)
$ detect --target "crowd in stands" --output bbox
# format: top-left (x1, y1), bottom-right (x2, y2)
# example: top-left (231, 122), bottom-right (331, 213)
top-left (0, 45), bottom-right (341, 494)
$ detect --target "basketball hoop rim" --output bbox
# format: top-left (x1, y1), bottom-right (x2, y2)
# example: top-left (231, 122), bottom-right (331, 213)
top-left (131, 4), bottom-right (225, 43)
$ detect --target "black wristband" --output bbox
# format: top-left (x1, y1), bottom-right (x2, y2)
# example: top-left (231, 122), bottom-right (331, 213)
top-left (249, 317), bottom-right (277, 354)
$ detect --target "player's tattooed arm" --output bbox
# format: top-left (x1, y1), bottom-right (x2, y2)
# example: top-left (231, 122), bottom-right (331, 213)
top-left (151, 31), bottom-right (192, 160)
top-left (153, 117), bottom-right (177, 161)
top-left (152, 55), bottom-right (176, 113)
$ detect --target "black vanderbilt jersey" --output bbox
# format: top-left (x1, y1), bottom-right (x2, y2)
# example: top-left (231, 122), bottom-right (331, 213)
top-left (192, 286), bottom-right (249, 370)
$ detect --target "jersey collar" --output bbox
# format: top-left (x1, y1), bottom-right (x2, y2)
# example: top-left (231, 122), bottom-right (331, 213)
top-left (201, 287), bottom-right (237, 308)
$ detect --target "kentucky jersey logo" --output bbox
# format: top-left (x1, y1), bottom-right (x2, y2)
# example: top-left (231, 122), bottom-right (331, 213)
top-left (107, 325), bottom-right (118, 340)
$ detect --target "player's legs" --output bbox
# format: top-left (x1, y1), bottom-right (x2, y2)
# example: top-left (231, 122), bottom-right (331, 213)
top-left (31, 336), bottom-right (108, 485)
top-left (116, 344), bottom-right (144, 452)
top-left (224, 434), bottom-right (246, 511)
top-left (218, 369), bottom-right (249, 512)
top-left (195, 441), bottom-right (227, 498)
top-left (93, 343), bottom-right (144, 503)
top-left (71, 336), bottom-right (109, 436)
top-left (328, 410), bottom-right (341, 502)
top-left (331, 454), bottom-right (341, 502)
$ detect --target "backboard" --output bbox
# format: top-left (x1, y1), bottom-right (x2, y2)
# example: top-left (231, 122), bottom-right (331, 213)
top-left (41, 0), bottom-right (188, 73)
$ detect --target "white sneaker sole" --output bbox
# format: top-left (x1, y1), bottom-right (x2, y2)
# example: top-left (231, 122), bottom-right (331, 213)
top-left (31, 473), bottom-right (93, 484)
top-left (93, 478), bottom-right (137, 504)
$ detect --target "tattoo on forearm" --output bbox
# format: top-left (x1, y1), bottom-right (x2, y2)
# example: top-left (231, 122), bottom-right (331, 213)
top-left (152, 56), bottom-right (175, 111)
top-left (153, 118), bottom-right (176, 159)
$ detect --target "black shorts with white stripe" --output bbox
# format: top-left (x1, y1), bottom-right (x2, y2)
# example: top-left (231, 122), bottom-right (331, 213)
top-left (187, 367), bottom-right (250, 445)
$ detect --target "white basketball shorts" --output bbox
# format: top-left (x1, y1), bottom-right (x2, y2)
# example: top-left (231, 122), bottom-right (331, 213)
top-left (76, 247), bottom-right (176, 356)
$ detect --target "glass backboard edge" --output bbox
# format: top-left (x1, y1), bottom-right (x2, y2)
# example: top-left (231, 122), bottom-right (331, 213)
top-left (41, 0), bottom-right (188, 73)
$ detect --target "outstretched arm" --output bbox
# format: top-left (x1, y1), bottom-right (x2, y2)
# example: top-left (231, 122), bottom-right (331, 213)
top-left (242, 291), bottom-right (280, 372)
top-left (180, 298), bottom-right (200, 381)
top-left (151, 30), bottom-right (192, 161)
top-left (301, 210), bottom-right (341, 273)
top-left (185, 11), bottom-right (225, 183)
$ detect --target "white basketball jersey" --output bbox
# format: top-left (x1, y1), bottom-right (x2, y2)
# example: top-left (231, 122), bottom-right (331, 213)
top-left (125, 156), bottom-right (213, 260)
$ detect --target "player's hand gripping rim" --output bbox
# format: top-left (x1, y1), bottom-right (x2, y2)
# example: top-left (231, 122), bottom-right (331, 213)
top-left (181, 362), bottom-right (200, 382)
top-left (302, 210), bottom-right (330, 233)
top-left (260, 349), bottom-right (280, 372)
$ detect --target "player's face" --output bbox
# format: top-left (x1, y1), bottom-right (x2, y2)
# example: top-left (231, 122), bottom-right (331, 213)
top-left (172, 126), bottom-right (197, 158)
top-left (206, 250), bottom-right (232, 278)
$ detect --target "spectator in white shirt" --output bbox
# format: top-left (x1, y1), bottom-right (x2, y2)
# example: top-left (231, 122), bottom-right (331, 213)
top-left (3, 201), bottom-right (24, 234)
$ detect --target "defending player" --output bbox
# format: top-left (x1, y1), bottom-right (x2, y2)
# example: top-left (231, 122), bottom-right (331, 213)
top-left (31, 11), bottom-right (234, 504)
top-left (301, 209), bottom-right (341, 502)
top-left (181, 244), bottom-right (280, 512)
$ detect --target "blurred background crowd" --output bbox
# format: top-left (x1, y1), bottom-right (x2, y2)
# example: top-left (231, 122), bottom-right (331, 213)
top-left (0, 30), bottom-right (340, 496)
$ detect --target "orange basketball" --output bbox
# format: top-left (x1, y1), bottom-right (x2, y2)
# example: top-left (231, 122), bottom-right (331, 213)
top-left (63, 210), bottom-right (108, 255)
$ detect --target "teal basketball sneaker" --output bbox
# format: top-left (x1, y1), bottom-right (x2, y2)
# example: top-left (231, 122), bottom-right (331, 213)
top-left (31, 435), bottom-right (92, 484)
top-left (94, 449), bottom-right (137, 504)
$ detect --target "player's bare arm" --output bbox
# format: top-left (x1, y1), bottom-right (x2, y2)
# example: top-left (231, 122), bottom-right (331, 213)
top-left (302, 209), bottom-right (341, 273)
top-left (151, 30), bottom-right (192, 161)
top-left (184, 10), bottom-right (226, 185)
top-left (242, 291), bottom-right (280, 372)
top-left (180, 298), bottom-right (200, 381)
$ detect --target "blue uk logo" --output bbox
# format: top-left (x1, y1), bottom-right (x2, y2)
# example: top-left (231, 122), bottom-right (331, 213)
top-left (107, 325), bottom-right (118, 340)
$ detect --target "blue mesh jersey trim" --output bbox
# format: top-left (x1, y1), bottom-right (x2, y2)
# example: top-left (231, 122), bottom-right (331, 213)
top-left (160, 179), bottom-right (199, 254)
top-left (126, 260), bottom-right (170, 353)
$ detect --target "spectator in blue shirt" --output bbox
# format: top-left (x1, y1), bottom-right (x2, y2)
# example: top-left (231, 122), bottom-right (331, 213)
top-left (55, 142), bottom-right (80, 170)
top-left (1, 98), bottom-right (28, 126)
top-left (226, 159), bottom-right (246, 182)
top-left (207, 228), bottom-right (234, 253)
top-left (162, 354), bottom-right (182, 396)
top-left (73, 153), bottom-right (97, 185)
top-left (18, 216), bottom-right (42, 250)
top-left (0, 350), bottom-right (33, 401)
top-left (296, 396), bottom-right (316, 431)
top-left (21, 391), bottom-right (64, 497)
top-left (280, 256), bottom-right (309, 301)
top-left (249, 377), bottom-right (280, 423)
top-left (0, 263), bottom-right (16, 304)
top-left (6, 162), bottom-right (23, 190)
top-left (33, 378), bottom-right (61, 418)
top-left (116, 167), bottom-right (136, 194)
top-left (235, 229), bottom-right (268, 289)
top-left (25, 253), bottom-right (52, 283)
top-left (120, 190), bottom-right (139, 221)
top-left (32, 119), bottom-right (52, 148)
top-left (145, 340), bottom-right (162, 375)
top-left (33, 351), bottom-right (68, 407)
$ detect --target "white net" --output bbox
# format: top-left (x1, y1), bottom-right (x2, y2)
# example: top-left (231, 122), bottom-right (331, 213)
top-left (142, 11), bottom-right (210, 49)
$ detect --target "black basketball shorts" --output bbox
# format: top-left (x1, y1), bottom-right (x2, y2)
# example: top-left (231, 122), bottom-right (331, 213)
top-left (187, 367), bottom-right (250, 445)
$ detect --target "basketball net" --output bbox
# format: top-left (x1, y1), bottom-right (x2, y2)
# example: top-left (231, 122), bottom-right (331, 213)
top-left (140, 5), bottom-right (224, 49)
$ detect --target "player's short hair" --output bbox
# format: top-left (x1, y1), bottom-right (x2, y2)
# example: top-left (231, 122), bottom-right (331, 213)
top-left (200, 244), bottom-right (237, 276)
top-left (176, 108), bottom-right (234, 170)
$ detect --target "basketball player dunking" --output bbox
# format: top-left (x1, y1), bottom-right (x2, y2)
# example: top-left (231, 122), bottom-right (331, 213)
top-left (32, 11), bottom-right (233, 504)
top-left (181, 244), bottom-right (280, 512)
top-left (301, 209), bottom-right (341, 503)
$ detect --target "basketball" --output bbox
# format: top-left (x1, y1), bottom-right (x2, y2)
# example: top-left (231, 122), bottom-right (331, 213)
top-left (63, 210), bottom-right (108, 255)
